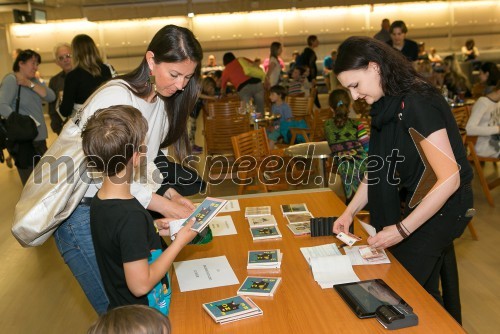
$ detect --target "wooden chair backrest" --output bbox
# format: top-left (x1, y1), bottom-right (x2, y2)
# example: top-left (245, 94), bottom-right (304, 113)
top-left (231, 128), bottom-right (270, 161)
top-left (352, 99), bottom-right (371, 119)
top-left (285, 95), bottom-right (314, 120)
top-left (451, 105), bottom-right (471, 129)
top-left (205, 100), bottom-right (241, 119)
top-left (309, 108), bottom-right (333, 142)
top-left (204, 116), bottom-right (249, 156)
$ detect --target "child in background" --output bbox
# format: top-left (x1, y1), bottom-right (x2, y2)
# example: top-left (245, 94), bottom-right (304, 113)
top-left (301, 65), bottom-right (312, 97)
top-left (324, 89), bottom-right (369, 203)
top-left (82, 105), bottom-right (197, 315)
top-left (267, 85), bottom-right (293, 149)
top-left (287, 66), bottom-right (307, 97)
top-left (87, 305), bottom-right (171, 334)
top-left (189, 77), bottom-right (217, 154)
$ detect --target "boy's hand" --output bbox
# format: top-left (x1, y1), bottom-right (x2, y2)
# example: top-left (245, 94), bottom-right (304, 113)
top-left (154, 217), bottom-right (177, 237)
top-left (172, 218), bottom-right (198, 246)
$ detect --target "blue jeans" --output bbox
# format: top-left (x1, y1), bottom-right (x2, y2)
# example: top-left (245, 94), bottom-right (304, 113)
top-left (53, 204), bottom-right (109, 314)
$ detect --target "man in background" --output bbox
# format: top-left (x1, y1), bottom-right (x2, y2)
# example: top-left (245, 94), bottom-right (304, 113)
top-left (387, 20), bottom-right (419, 62)
top-left (48, 43), bottom-right (73, 135)
top-left (374, 18), bottom-right (391, 43)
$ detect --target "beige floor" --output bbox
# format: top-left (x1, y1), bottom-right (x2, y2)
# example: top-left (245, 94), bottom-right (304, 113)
top-left (0, 113), bottom-right (498, 333)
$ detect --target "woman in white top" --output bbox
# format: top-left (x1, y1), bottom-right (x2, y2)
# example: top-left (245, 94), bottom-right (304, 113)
top-left (466, 80), bottom-right (500, 158)
top-left (52, 25), bottom-right (203, 315)
top-left (265, 41), bottom-right (282, 89)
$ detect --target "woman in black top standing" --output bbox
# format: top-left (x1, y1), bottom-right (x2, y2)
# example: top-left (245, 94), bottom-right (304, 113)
top-left (332, 36), bottom-right (474, 323)
top-left (59, 34), bottom-right (113, 118)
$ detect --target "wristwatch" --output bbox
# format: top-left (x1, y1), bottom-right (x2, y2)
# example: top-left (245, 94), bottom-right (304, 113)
top-left (29, 81), bottom-right (35, 89)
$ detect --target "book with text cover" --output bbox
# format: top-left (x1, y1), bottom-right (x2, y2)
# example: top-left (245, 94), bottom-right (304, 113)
top-left (287, 222), bottom-right (311, 236)
top-left (280, 203), bottom-right (309, 215)
top-left (237, 276), bottom-right (282, 296)
top-left (245, 206), bottom-right (272, 217)
top-left (285, 212), bottom-right (313, 224)
top-left (250, 226), bottom-right (282, 240)
top-left (183, 197), bottom-right (227, 233)
top-left (202, 295), bottom-right (263, 324)
top-left (247, 249), bottom-right (282, 269)
top-left (247, 215), bottom-right (277, 228)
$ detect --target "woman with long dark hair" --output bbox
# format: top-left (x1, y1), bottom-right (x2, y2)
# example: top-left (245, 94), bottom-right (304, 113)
top-left (265, 41), bottom-right (282, 89)
top-left (332, 36), bottom-right (473, 323)
top-left (52, 25), bottom-right (203, 314)
top-left (59, 34), bottom-right (113, 118)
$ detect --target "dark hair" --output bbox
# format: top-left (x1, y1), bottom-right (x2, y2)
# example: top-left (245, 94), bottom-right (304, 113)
top-left (465, 39), bottom-right (475, 50)
top-left (82, 105), bottom-right (148, 177)
top-left (270, 85), bottom-right (287, 100)
top-left (334, 36), bottom-right (437, 96)
top-left (389, 20), bottom-right (408, 34)
top-left (87, 305), bottom-right (171, 334)
top-left (117, 25), bottom-right (203, 159)
top-left (270, 42), bottom-right (281, 60)
top-left (329, 89), bottom-right (351, 128)
top-left (293, 65), bottom-right (306, 76)
top-left (212, 70), bottom-right (223, 79)
top-left (480, 62), bottom-right (500, 86)
top-left (222, 52), bottom-right (236, 66)
top-left (13, 49), bottom-right (41, 72)
top-left (72, 34), bottom-right (103, 77)
top-left (201, 76), bottom-right (216, 95)
top-left (307, 35), bottom-right (318, 47)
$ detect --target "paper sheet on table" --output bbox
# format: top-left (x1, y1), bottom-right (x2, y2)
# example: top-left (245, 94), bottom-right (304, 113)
top-left (310, 255), bottom-right (360, 288)
top-left (219, 200), bottom-right (240, 213)
top-left (343, 246), bottom-right (391, 265)
top-left (173, 256), bottom-right (239, 292)
top-left (300, 243), bottom-right (341, 265)
top-left (209, 216), bottom-right (237, 236)
top-left (360, 221), bottom-right (376, 237)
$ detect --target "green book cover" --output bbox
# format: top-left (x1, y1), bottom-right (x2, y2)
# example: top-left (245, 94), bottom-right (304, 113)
top-left (203, 295), bottom-right (256, 320)
top-left (248, 250), bottom-right (279, 264)
top-left (250, 226), bottom-right (282, 239)
top-left (237, 276), bottom-right (281, 296)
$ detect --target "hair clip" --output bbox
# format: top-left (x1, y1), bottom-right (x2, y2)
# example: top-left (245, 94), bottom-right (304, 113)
top-left (336, 100), bottom-right (344, 107)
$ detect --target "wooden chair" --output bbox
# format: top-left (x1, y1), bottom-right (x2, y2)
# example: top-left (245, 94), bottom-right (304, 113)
top-left (203, 116), bottom-right (249, 190)
top-left (285, 95), bottom-right (314, 121)
top-left (352, 99), bottom-right (371, 119)
top-left (231, 128), bottom-right (304, 195)
top-left (289, 108), bottom-right (332, 144)
top-left (466, 136), bottom-right (499, 208)
top-left (204, 99), bottom-right (241, 119)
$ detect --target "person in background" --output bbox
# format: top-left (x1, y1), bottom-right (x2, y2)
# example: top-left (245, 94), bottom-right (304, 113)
top-left (221, 52), bottom-right (265, 114)
top-left (388, 20), bottom-right (419, 62)
top-left (300, 35), bottom-right (320, 107)
top-left (323, 50), bottom-right (337, 92)
top-left (0, 49), bottom-right (56, 184)
top-left (324, 89), bottom-right (369, 203)
top-left (428, 48), bottom-right (443, 64)
top-left (51, 24), bottom-right (202, 315)
top-left (417, 42), bottom-right (429, 61)
top-left (442, 55), bottom-right (471, 99)
top-left (287, 66), bottom-right (307, 97)
top-left (48, 43), bottom-right (73, 134)
top-left (265, 41), bottom-right (283, 89)
top-left (333, 36), bottom-right (473, 324)
top-left (267, 85), bottom-right (293, 149)
top-left (287, 50), bottom-right (300, 78)
top-left (59, 34), bottom-right (113, 118)
top-left (189, 76), bottom-right (217, 154)
top-left (201, 54), bottom-right (222, 75)
top-left (478, 62), bottom-right (500, 96)
top-left (466, 80), bottom-right (500, 158)
top-left (373, 18), bottom-right (391, 43)
top-left (461, 39), bottom-right (479, 62)
top-left (82, 105), bottom-right (197, 314)
top-left (87, 305), bottom-right (171, 334)
top-left (301, 65), bottom-right (312, 96)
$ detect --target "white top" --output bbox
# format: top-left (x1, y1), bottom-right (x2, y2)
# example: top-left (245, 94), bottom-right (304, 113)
top-left (466, 96), bottom-right (500, 157)
top-left (267, 57), bottom-right (281, 87)
top-left (82, 80), bottom-right (169, 207)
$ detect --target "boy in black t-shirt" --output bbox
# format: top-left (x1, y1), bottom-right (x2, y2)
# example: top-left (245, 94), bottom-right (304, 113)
top-left (82, 105), bottom-right (197, 315)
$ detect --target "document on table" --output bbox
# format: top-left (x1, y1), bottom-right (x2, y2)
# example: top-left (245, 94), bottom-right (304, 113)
top-left (209, 216), bottom-right (237, 236)
top-left (219, 200), bottom-right (240, 213)
top-left (173, 256), bottom-right (239, 292)
top-left (300, 243), bottom-right (341, 265)
top-left (360, 221), bottom-right (376, 237)
top-left (343, 246), bottom-right (391, 265)
top-left (310, 255), bottom-right (360, 289)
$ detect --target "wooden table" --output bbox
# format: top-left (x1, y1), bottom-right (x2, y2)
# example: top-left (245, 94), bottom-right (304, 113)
top-left (169, 188), bottom-right (464, 333)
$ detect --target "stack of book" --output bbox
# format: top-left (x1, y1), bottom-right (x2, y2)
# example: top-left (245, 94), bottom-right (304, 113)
top-left (247, 249), bottom-right (283, 269)
top-left (250, 225), bottom-right (282, 240)
top-left (237, 276), bottom-right (282, 297)
top-left (245, 206), bottom-right (272, 217)
top-left (247, 215), bottom-right (277, 228)
top-left (202, 295), bottom-right (263, 324)
top-left (280, 203), bottom-right (313, 236)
